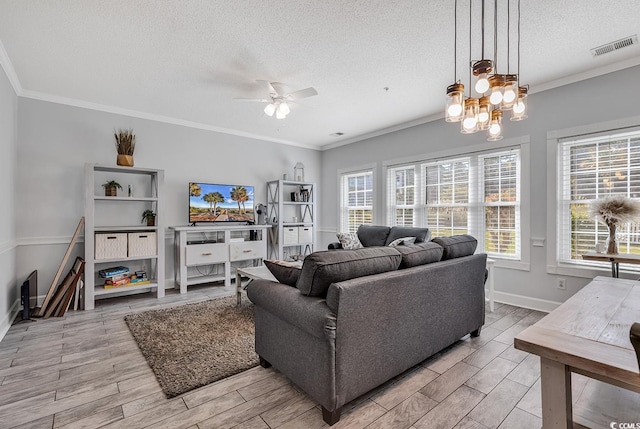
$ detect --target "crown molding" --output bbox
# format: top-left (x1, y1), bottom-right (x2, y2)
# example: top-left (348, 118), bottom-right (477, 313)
top-left (0, 39), bottom-right (22, 95)
top-left (19, 90), bottom-right (321, 151)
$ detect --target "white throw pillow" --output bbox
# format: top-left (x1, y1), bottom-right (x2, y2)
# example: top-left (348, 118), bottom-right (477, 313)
top-left (388, 236), bottom-right (417, 247)
top-left (336, 232), bottom-right (363, 250)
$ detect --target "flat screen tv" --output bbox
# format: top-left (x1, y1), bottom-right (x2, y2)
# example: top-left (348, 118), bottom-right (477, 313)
top-left (189, 182), bottom-right (255, 224)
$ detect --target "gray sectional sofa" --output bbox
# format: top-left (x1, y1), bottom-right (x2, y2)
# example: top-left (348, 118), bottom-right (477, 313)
top-left (247, 235), bottom-right (486, 425)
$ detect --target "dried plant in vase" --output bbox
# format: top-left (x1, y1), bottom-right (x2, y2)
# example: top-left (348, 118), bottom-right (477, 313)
top-left (589, 195), bottom-right (640, 254)
top-left (114, 128), bottom-right (136, 166)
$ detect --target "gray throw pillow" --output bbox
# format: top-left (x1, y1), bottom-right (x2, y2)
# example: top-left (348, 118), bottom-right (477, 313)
top-left (336, 232), bottom-right (363, 250)
top-left (394, 242), bottom-right (444, 268)
top-left (263, 259), bottom-right (302, 286)
top-left (296, 247), bottom-right (402, 297)
top-left (356, 225), bottom-right (391, 247)
top-left (385, 226), bottom-right (431, 245)
top-left (431, 235), bottom-right (478, 260)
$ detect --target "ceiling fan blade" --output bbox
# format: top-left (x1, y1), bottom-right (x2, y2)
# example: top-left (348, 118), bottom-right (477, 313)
top-left (286, 87), bottom-right (318, 101)
top-left (256, 80), bottom-right (277, 96)
top-left (233, 97), bottom-right (271, 102)
top-left (270, 82), bottom-right (288, 96)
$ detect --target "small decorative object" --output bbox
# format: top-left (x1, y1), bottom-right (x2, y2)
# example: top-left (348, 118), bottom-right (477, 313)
top-left (300, 187), bottom-right (310, 202)
top-left (283, 174), bottom-right (290, 180)
top-left (294, 162), bottom-right (305, 182)
top-left (102, 180), bottom-right (122, 197)
top-left (115, 128), bottom-right (136, 167)
top-left (595, 242), bottom-right (605, 254)
top-left (589, 195), bottom-right (640, 254)
top-left (141, 209), bottom-right (156, 226)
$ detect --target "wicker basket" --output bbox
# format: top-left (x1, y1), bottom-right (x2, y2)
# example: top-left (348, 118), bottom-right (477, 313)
top-left (95, 233), bottom-right (127, 259)
top-left (128, 232), bottom-right (157, 257)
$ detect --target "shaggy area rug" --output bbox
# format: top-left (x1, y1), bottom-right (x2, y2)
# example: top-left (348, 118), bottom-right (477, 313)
top-left (124, 296), bottom-right (258, 398)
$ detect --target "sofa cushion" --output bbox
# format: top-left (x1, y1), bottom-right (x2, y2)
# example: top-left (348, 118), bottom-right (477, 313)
top-left (335, 232), bottom-right (363, 250)
top-left (385, 227), bottom-right (431, 245)
top-left (357, 225), bottom-right (391, 247)
top-left (296, 247), bottom-right (402, 297)
top-left (395, 242), bottom-right (444, 268)
top-left (264, 260), bottom-right (302, 286)
top-left (431, 235), bottom-right (478, 260)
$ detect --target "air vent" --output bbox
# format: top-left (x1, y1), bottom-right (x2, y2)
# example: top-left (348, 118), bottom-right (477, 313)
top-left (591, 35), bottom-right (638, 57)
top-left (330, 132), bottom-right (345, 137)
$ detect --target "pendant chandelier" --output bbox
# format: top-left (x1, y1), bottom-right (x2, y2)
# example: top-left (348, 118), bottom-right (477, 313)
top-left (445, 0), bottom-right (528, 141)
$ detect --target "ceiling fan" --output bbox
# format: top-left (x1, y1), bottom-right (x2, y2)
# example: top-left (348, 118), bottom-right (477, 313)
top-left (235, 80), bottom-right (318, 119)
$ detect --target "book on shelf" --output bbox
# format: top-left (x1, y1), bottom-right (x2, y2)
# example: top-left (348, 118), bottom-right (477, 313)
top-left (98, 266), bottom-right (130, 278)
top-left (104, 280), bottom-right (151, 289)
top-left (105, 273), bottom-right (148, 286)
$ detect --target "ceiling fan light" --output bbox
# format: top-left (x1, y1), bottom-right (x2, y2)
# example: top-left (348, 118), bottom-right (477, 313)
top-left (276, 108), bottom-right (287, 119)
top-left (279, 102), bottom-right (290, 116)
top-left (264, 103), bottom-right (276, 117)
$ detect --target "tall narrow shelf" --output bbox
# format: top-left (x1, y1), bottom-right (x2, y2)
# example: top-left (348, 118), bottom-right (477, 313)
top-left (266, 180), bottom-right (316, 260)
top-left (84, 164), bottom-right (165, 310)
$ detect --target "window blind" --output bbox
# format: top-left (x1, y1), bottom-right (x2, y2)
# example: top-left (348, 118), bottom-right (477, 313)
top-left (340, 170), bottom-right (374, 233)
top-left (557, 130), bottom-right (640, 264)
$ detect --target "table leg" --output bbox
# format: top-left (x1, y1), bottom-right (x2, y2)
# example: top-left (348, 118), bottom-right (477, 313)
top-left (540, 357), bottom-right (573, 429)
top-left (488, 262), bottom-right (495, 312)
top-left (236, 271), bottom-right (242, 306)
top-left (611, 261), bottom-right (620, 278)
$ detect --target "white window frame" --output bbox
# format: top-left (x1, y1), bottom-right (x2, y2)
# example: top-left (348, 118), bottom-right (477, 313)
top-left (337, 164), bottom-right (377, 233)
top-left (547, 116), bottom-right (640, 278)
top-left (383, 136), bottom-right (530, 271)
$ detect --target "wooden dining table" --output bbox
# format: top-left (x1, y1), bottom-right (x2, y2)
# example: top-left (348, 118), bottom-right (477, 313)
top-left (514, 276), bottom-right (640, 428)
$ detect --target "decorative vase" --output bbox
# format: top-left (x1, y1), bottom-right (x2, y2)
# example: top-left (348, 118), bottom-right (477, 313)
top-left (117, 154), bottom-right (134, 167)
top-left (606, 225), bottom-right (619, 254)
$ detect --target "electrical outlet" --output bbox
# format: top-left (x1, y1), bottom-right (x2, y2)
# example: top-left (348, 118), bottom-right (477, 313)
top-left (557, 278), bottom-right (566, 290)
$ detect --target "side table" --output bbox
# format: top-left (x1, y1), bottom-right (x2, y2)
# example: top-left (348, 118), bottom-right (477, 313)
top-left (235, 265), bottom-right (276, 306)
top-left (581, 252), bottom-right (640, 278)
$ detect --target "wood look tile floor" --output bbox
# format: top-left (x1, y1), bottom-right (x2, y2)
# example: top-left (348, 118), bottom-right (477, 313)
top-left (1, 285), bottom-right (639, 429)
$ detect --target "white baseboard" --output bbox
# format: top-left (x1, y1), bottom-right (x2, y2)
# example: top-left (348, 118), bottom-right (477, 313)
top-left (493, 291), bottom-right (561, 313)
top-left (0, 299), bottom-right (21, 342)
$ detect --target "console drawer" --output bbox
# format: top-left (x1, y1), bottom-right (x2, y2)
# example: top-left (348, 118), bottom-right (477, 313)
top-left (186, 243), bottom-right (227, 266)
top-left (230, 241), bottom-right (265, 261)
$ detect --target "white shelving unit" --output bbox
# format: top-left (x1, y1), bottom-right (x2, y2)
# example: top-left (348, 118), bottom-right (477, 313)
top-left (84, 164), bottom-right (165, 310)
top-left (170, 225), bottom-right (270, 293)
top-left (266, 180), bottom-right (316, 260)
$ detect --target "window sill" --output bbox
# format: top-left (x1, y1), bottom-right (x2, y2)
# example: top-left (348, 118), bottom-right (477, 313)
top-left (489, 258), bottom-right (530, 272)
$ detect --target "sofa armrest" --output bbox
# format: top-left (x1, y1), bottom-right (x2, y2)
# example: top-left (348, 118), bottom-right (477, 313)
top-left (246, 280), bottom-right (336, 340)
top-left (328, 242), bottom-right (343, 250)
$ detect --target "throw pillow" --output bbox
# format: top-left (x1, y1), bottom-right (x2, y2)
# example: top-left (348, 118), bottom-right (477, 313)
top-left (336, 232), bottom-right (363, 250)
top-left (263, 259), bottom-right (302, 286)
top-left (431, 235), bottom-right (478, 260)
top-left (387, 236), bottom-right (417, 247)
top-left (296, 247), bottom-right (402, 297)
top-left (385, 227), bottom-right (431, 245)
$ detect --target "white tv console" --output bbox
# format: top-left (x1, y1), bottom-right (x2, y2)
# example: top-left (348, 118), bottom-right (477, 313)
top-left (170, 224), bottom-right (270, 293)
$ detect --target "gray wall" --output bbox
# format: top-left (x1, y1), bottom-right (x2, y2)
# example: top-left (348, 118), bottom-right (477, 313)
top-left (15, 98), bottom-right (321, 299)
top-left (0, 62), bottom-right (17, 335)
top-left (320, 65), bottom-right (640, 310)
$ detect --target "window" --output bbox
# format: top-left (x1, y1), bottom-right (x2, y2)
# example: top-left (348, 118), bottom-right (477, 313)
top-left (557, 129), bottom-right (640, 263)
top-left (340, 169), bottom-right (374, 233)
top-left (387, 148), bottom-right (521, 260)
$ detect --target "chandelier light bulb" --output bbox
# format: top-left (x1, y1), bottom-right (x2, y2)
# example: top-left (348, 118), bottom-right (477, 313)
top-left (445, 83), bottom-right (465, 122)
top-left (477, 97), bottom-right (491, 130)
top-left (513, 101), bottom-right (525, 114)
top-left (475, 73), bottom-right (490, 94)
top-left (461, 98), bottom-right (479, 134)
top-left (487, 110), bottom-right (504, 141)
top-left (510, 86), bottom-right (529, 121)
top-left (264, 103), bottom-right (276, 117)
top-left (463, 117), bottom-right (477, 130)
top-left (489, 86), bottom-right (503, 105)
top-left (503, 86), bottom-right (517, 104)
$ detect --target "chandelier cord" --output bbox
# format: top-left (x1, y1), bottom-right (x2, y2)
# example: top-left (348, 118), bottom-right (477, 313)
top-left (517, 0), bottom-right (521, 84)
top-left (469, 0), bottom-right (472, 96)
top-left (507, 0), bottom-right (510, 74)
top-left (454, 0), bottom-right (457, 82)
top-left (494, 0), bottom-right (498, 71)
top-left (481, 0), bottom-right (485, 59)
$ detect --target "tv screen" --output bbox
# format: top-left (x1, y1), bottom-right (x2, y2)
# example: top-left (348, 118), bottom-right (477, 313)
top-left (189, 182), bottom-right (255, 223)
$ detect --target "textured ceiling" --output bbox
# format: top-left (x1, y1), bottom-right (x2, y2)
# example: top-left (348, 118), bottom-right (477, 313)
top-left (0, 0), bottom-right (639, 149)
